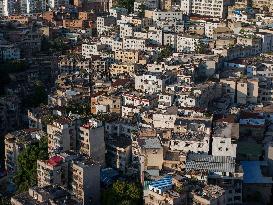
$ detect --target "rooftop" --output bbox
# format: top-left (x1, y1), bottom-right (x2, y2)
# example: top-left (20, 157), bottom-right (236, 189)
top-left (149, 175), bottom-right (173, 194)
top-left (46, 156), bottom-right (63, 167)
top-left (172, 131), bottom-right (208, 141)
top-left (193, 184), bottom-right (225, 201)
top-left (11, 185), bottom-right (81, 205)
top-left (241, 161), bottom-right (273, 184)
top-left (186, 153), bottom-right (236, 173)
top-left (137, 137), bottom-right (162, 149)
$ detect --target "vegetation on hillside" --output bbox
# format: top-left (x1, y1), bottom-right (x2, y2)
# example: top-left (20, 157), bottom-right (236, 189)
top-left (23, 81), bottom-right (48, 108)
top-left (158, 45), bottom-right (174, 61)
top-left (194, 40), bottom-right (207, 54)
top-left (102, 180), bottom-right (143, 205)
top-left (0, 60), bottom-right (28, 96)
top-left (13, 137), bottom-right (48, 193)
top-left (116, 0), bottom-right (135, 13)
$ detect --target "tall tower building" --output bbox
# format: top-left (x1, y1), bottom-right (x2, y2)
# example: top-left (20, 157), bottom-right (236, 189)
top-left (20, 0), bottom-right (46, 14)
top-left (0, 0), bottom-right (8, 16)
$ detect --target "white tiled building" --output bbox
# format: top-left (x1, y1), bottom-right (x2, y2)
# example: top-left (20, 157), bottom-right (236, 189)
top-left (177, 35), bottom-right (202, 53)
top-left (0, 0), bottom-right (8, 16)
top-left (180, 0), bottom-right (226, 18)
top-left (123, 38), bottom-right (146, 50)
top-left (135, 73), bottom-right (174, 94)
top-left (82, 43), bottom-right (106, 58)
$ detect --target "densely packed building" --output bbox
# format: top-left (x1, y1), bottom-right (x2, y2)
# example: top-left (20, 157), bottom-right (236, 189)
top-left (1, 0), bottom-right (273, 205)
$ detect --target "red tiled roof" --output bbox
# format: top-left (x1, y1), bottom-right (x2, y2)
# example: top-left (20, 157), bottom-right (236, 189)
top-left (47, 156), bottom-right (63, 166)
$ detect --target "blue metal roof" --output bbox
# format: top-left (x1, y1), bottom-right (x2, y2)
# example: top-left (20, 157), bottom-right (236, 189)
top-left (241, 161), bottom-right (273, 184)
top-left (149, 175), bottom-right (172, 190)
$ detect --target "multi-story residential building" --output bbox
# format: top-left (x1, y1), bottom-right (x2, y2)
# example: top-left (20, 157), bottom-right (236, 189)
top-left (158, 94), bottom-right (174, 109)
top-left (191, 184), bottom-right (226, 205)
top-left (221, 78), bottom-right (259, 105)
top-left (37, 155), bottom-right (68, 187)
top-left (48, 0), bottom-right (70, 9)
top-left (79, 119), bottom-right (105, 166)
top-left (100, 36), bottom-right (123, 51)
top-left (177, 34), bottom-right (203, 53)
top-left (256, 32), bottom-right (273, 53)
top-left (237, 36), bottom-right (262, 54)
top-left (110, 63), bottom-right (138, 78)
top-left (115, 50), bottom-right (139, 63)
top-left (0, 44), bottom-right (20, 61)
top-left (132, 133), bottom-right (164, 179)
top-left (123, 92), bottom-right (158, 109)
top-left (180, 0), bottom-right (227, 18)
top-left (97, 16), bottom-right (116, 35)
top-left (205, 21), bottom-right (226, 38)
top-left (212, 122), bottom-right (238, 157)
top-left (0, 96), bottom-right (21, 136)
top-left (120, 23), bottom-right (136, 39)
top-left (153, 111), bottom-right (177, 129)
top-left (220, 78), bottom-right (236, 103)
top-left (105, 119), bottom-right (137, 138)
top-left (135, 72), bottom-right (176, 94)
top-left (47, 118), bottom-right (77, 154)
top-left (8, 29), bottom-right (42, 57)
top-left (239, 111), bottom-right (266, 143)
top-left (122, 105), bottom-right (140, 118)
top-left (0, 0), bottom-right (8, 16)
top-left (151, 10), bottom-right (184, 22)
top-left (252, 0), bottom-right (271, 10)
top-left (163, 32), bottom-right (177, 48)
top-left (91, 94), bottom-right (121, 114)
top-left (186, 153), bottom-right (244, 204)
top-left (170, 131), bottom-right (210, 153)
top-left (58, 55), bottom-right (91, 74)
top-left (109, 7), bottom-right (128, 19)
top-left (11, 186), bottom-right (81, 205)
top-left (20, 0), bottom-right (46, 14)
top-left (134, 0), bottom-right (159, 12)
top-left (241, 161), bottom-right (273, 205)
top-left (82, 43), bottom-right (106, 58)
top-left (148, 27), bottom-right (163, 45)
top-left (106, 135), bottom-right (132, 173)
top-left (123, 37), bottom-right (147, 50)
top-left (72, 159), bottom-right (101, 205)
top-left (5, 129), bottom-right (46, 175)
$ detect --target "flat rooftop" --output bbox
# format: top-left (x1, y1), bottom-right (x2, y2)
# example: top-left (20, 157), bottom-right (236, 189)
top-left (137, 137), bottom-right (162, 149)
top-left (241, 161), bottom-right (273, 184)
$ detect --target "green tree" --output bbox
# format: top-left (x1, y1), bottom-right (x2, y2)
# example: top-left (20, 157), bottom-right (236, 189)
top-left (0, 196), bottom-right (11, 205)
top-left (116, 0), bottom-right (135, 13)
top-left (102, 180), bottom-right (143, 205)
top-left (0, 60), bottom-right (28, 95)
top-left (13, 137), bottom-right (48, 193)
top-left (158, 45), bottom-right (174, 61)
top-left (194, 40), bottom-right (206, 54)
top-left (23, 81), bottom-right (47, 108)
top-left (65, 102), bottom-right (90, 116)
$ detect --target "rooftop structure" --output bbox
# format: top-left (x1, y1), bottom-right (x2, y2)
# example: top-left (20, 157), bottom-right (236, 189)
top-left (148, 175), bottom-right (173, 194)
top-left (137, 137), bottom-right (162, 149)
top-left (186, 153), bottom-right (236, 173)
top-left (11, 185), bottom-right (81, 205)
top-left (241, 161), bottom-right (273, 184)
